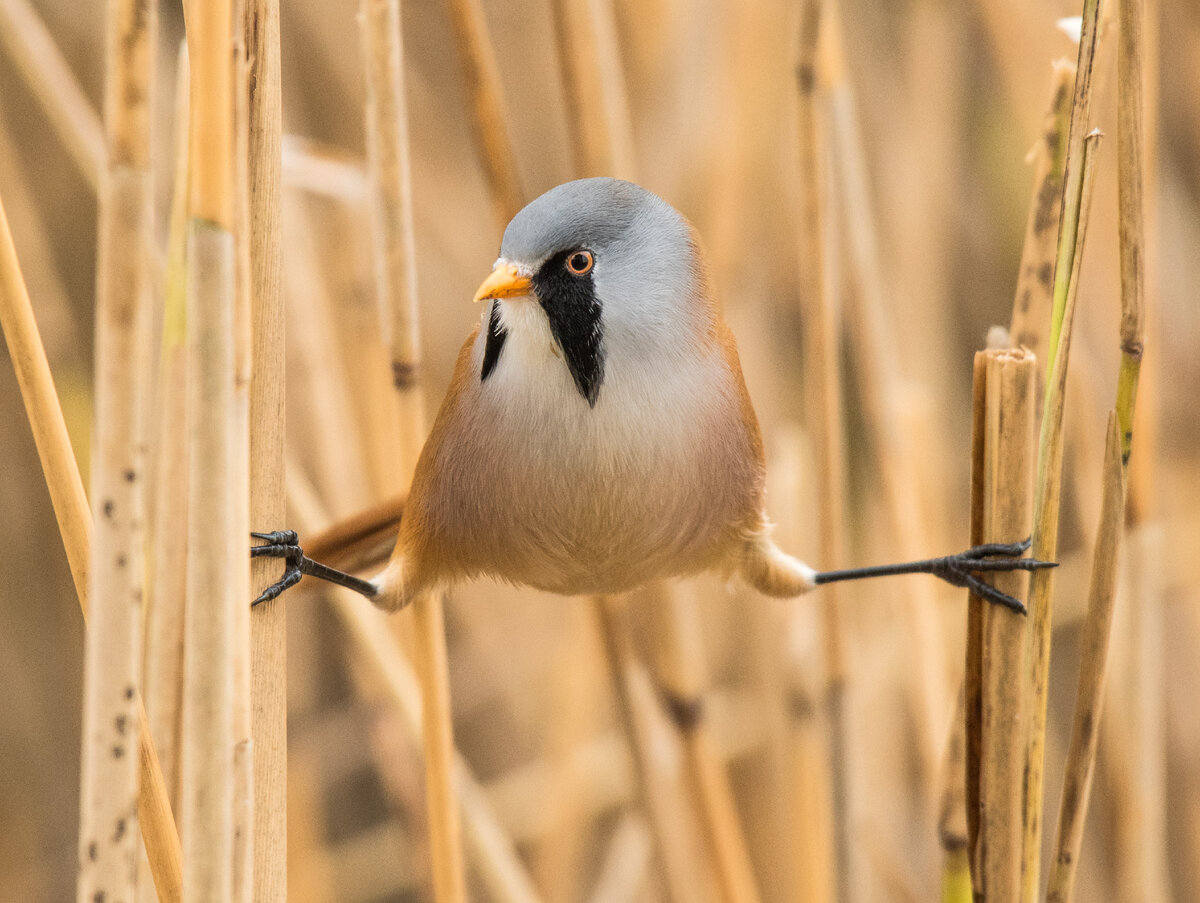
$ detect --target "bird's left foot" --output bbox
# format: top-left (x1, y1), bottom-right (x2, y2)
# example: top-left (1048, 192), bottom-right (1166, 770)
top-left (925, 538), bottom-right (1056, 615)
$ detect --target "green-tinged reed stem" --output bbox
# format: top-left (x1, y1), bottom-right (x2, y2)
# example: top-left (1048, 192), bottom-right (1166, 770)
top-left (1045, 416), bottom-right (1126, 903)
top-left (1022, 128), bottom-right (1103, 903)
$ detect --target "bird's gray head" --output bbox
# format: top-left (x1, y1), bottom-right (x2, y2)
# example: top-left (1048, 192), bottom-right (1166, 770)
top-left (476, 178), bottom-right (709, 407)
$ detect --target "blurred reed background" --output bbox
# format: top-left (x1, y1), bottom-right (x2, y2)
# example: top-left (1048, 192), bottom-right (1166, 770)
top-left (0, 0), bottom-right (1197, 901)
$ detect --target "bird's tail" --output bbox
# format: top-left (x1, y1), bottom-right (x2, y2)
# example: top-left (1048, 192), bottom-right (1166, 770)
top-left (739, 530), bottom-right (818, 598)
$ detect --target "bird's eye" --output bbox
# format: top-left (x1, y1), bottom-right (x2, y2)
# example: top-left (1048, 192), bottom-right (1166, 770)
top-left (566, 250), bottom-right (594, 276)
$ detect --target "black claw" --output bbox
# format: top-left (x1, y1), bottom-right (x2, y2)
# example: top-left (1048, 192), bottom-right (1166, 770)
top-left (960, 538), bottom-right (1033, 559)
top-left (250, 531), bottom-right (305, 607)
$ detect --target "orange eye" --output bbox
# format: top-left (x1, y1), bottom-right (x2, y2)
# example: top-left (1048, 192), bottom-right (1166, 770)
top-left (566, 250), bottom-right (594, 276)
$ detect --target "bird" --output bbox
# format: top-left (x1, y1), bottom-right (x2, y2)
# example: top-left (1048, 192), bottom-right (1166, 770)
top-left (253, 177), bottom-right (1051, 613)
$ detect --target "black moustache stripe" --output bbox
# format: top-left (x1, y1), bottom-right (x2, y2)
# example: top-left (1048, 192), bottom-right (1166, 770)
top-left (532, 251), bottom-right (604, 407)
top-left (480, 299), bottom-right (507, 382)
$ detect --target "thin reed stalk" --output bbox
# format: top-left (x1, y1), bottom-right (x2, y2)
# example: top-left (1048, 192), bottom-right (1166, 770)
top-left (143, 44), bottom-right (190, 815)
top-left (0, 0), bottom-right (104, 188)
top-left (1021, 123), bottom-right (1104, 903)
top-left (823, 0), bottom-right (947, 790)
top-left (286, 473), bottom-right (545, 903)
top-left (0, 183), bottom-right (183, 903)
top-left (548, 0), bottom-right (637, 179)
top-left (77, 1), bottom-right (156, 901)
top-left (647, 585), bottom-right (763, 903)
top-left (967, 349), bottom-right (1036, 902)
top-left (361, 0), bottom-right (426, 481)
top-left (181, 0), bottom-right (246, 898)
top-left (586, 814), bottom-right (652, 903)
top-left (241, 0), bottom-right (288, 898)
top-left (1045, 415), bottom-right (1125, 903)
top-left (442, 0), bottom-right (525, 222)
top-left (361, 0), bottom-right (465, 899)
top-left (593, 594), bottom-right (712, 903)
top-left (795, 1), bottom-right (850, 897)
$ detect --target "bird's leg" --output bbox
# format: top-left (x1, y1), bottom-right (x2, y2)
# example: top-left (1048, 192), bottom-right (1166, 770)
top-left (251, 530), bottom-right (380, 606)
top-left (811, 537), bottom-right (1055, 615)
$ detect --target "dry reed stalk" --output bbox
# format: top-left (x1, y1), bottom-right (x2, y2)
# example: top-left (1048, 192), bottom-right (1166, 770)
top-left (795, 1), bottom-right (850, 896)
top-left (548, 0), bottom-right (637, 179)
top-left (287, 466), bottom-right (545, 903)
top-left (143, 45), bottom-right (191, 815)
top-left (281, 135), bottom-right (368, 203)
top-left (967, 349), bottom-right (1035, 902)
top-left (593, 593), bottom-right (713, 903)
top-left (821, 0), bottom-right (946, 790)
top-left (0, 186), bottom-right (184, 903)
top-left (0, 0), bottom-right (105, 188)
top-left (1021, 101), bottom-right (1104, 903)
top-left (586, 813), bottom-right (652, 903)
top-left (241, 1), bottom-right (288, 898)
top-left (442, 0), bottom-right (525, 222)
top-left (180, 0), bottom-right (245, 898)
top-left (76, 1), bottom-right (155, 900)
top-left (647, 585), bottom-right (763, 903)
top-left (1008, 61), bottom-right (1075, 376)
top-left (1044, 414), bottom-right (1125, 903)
top-left (361, 0), bottom-right (465, 899)
top-left (361, 0), bottom-right (425, 481)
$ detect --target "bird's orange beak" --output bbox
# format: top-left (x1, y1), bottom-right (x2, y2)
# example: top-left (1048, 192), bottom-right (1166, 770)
top-left (473, 262), bottom-right (533, 303)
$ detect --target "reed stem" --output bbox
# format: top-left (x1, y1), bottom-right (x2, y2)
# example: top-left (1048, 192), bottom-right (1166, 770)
top-left (241, 0), bottom-right (288, 898)
top-left (77, 1), bottom-right (156, 899)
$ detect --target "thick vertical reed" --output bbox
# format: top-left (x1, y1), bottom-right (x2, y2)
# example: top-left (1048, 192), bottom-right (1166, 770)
top-left (967, 349), bottom-right (1035, 902)
top-left (181, 0), bottom-right (246, 898)
top-left (242, 0), bottom-right (288, 898)
top-left (77, 2), bottom-right (155, 901)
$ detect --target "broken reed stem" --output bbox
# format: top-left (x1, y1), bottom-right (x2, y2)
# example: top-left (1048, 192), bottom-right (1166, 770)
top-left (143, 44), bottom-right (190, 815)
top-left (1008, 61), bottom-right (1075, 365)
top-left (77, 1), bottom-right (156, 901)
top-left (1045, 415), bottom-right (1125, 903)
top-left (442, 0), bottom-right (525, 223)
top-left (241, 1), bottom-right (288, 899)
top-left (0, 0), bottom-right (105, 189)
top-left (361, 0), bottom-right (426, 482)
top-left (648, 586), bottom-right (763, 903)
top-left (1022, 130), bottom-right (1103, 903)
top-left (181, 0), bottom-right (245, 899)
top-left (361, 2), bottom-right (465, 900)
top-left (968, 349), bottom-right (1035, 902)
top-left (795, 1), bottom-right (850, 898)
top-left (0, 188), bottom-right (183, 903)
top-left (548, 0), bottom-right (638, 179)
